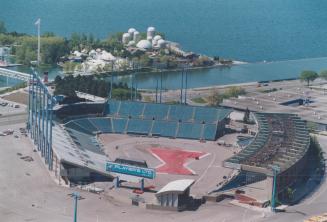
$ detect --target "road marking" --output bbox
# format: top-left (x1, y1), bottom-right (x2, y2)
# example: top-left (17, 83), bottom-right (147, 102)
top-left (194, 153), bottom-right (216, 185)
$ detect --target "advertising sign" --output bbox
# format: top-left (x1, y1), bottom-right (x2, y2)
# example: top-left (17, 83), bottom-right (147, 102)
top-left (106, 162), bottom-right (156, 179)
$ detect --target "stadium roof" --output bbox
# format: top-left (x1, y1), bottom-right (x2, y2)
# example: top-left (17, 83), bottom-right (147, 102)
top-left (52, 124), bottom-right (112, 177)
top-left (156, 179), bottom-right (195, 196)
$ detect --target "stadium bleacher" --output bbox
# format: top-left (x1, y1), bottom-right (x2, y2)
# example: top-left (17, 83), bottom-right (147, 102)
top-left (127, 119), bottom-right (152, 135)
top-left (74, 118), bottom-right (98, 132)
top-left (63, 100), bottom-right (231, 141)
top-left (118, 101), bottom-right (144, 118)
top-left (67, 128), bottom-right (104, 155)
top-left (168, 105), bottom-right (194, 122)
top-left (225, 113), bottom-right (310, 173)
top-left (88, 117), bottom-right (112, 133)
top-left (143, 103), bottom-right (169, 120)
top-left (112, 118), bottom-right (127, 133)
top-left (177, 122), bottom-right (203, 139)
top-left (203, 124), bottom-right (218, 140)
top-left (151, 120), bottom-right (177, 138)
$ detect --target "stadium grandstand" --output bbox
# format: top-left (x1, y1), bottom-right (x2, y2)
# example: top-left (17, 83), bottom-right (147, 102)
top-left (224, 112), bottom-right (310, 199)
top-left (56, 100), bottom-right (232, 141)
top-left (51, 124), bottom-right (112, 184)
top-left (49, 100), bottom-right (231, 184)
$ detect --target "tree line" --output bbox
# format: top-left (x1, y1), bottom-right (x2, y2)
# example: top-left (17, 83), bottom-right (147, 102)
top-left (300, 70), bottom-right (327, 86)
top-left (0, 20), bottom-right (129, 65)
top-left (207, 86), bottom-right (246, 106)
top-left (54, 75), bottom-right (141, 101)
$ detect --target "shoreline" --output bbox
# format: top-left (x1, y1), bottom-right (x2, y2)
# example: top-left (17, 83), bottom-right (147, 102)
top-left (66, 60), bottom-right (248, 77)
top-left (139, 76), bottom-right (300, 92)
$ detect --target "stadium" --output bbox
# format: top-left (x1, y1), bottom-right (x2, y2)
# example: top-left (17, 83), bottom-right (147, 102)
top-left (27, 73), bottom-right (312, 211)
top-left (48, 99), bottom-right (234, 199)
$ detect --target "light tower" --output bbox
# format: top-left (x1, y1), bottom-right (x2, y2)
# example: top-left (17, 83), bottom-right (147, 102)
top-left (271, 165), bottom-right (280, 212)
top-left (34, 18), bottom-right (41, 65)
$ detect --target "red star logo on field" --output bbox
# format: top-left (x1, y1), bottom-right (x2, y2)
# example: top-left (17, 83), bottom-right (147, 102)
top-left (149, 147), bottom-right (207, 175)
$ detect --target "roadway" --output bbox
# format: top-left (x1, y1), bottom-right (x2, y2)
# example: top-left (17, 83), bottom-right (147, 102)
top-left (0, 67), bottom-right (30, 81)
top-left (0, 112), bottom-right (27, 126)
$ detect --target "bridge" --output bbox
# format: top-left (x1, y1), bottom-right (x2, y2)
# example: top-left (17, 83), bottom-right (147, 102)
top-left (0, 67), bottom-right (30, 81)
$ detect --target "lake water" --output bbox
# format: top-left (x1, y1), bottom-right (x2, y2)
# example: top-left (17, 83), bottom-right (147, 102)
top-left (1, 0), bottom-right (327, 88)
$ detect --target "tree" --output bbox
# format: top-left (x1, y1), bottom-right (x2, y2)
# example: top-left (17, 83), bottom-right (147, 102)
top-left (225, 86), bottom-right (246, 98)
top-left (42, 32), bottom-right (55, 37)
top-left (69, 33), bottom-right (81, 51)
top-left (319, 70), bottom-right (327, 80)
top-left (54, 75), bottom-right (62, 84)
top-left (139, 55), bottom-right (151, 67)
top-left (0, 21), bottom-right (6, 34)
top-left (207, 89), bottom-right (223, 106)
top-left (300, 70), bottom-right (318, 86)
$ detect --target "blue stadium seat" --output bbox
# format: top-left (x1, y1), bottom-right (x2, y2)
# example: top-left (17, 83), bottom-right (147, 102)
top-left (151, 120), bottom-right (177, 137)
top-left (177, 122), bottom-right (202, 139)
top-left (217, 108), bottom-right (231, 121)
top-left (194, 107), bottom-right (218, 123)
top-left (143, 103), bottom-right (169, 120)
top-left (74, 118), bottom-right (98, 133)
top-left (88, 117), bottom-right (112, 133)
top-left (127, 119), bottom-right (151, 135)
top-left (88, 100), bottom-right (230, 140)
top-left (203, 124), bottom-right (217, 140)
top-left (169, 105), bottom-right (194, 122)
top-left (112, 118), bottom-right (127, 133)
top-left (65, 121), bottom-right (93, 135)
top-left (118, 101), bottom-right (144, 118)
top-left (107, 100), bottom-right (120, 115)
top-left (67, 128), bottom-right (104, 155)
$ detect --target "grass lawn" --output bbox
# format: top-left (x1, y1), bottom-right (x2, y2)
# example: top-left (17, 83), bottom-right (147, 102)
top-left (191, 97), bottom-right (207, 104)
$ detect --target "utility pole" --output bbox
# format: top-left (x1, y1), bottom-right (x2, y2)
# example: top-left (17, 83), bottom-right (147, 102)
top-left (160, 71), bottom-right (163, 103)
top-left (34, 18), bottom-right (41, 66)
top-left (180, 70), bottom-right (184, 104)
top-left (70, 192), bottom-right (80, 222)
top-left (184, 68), bottom-right (188, 104)
top-left (109, 62), bottom-right (114, 99)
top-left (271, 165), bottom-right (280, 212)
top-left (130, 73), bottom-right (134, 101)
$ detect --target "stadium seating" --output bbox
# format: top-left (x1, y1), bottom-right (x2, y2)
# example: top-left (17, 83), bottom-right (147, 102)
top-left (65, 121), bottom-right (93, 135)
top-left (225, 113), bottom-right (310, 173)
top-left (118, 101), bottom-right (144, 118)
top-left (177, 122), bottom-right (203, 139)
top-left (63, 100), bottom-right (231, 141)
top-left (168, 105), bottom-right (194, 122)
top-left (112, 118), bottom-right (127, 133)
top-left (107, 100), bottom-right (120, 115)
top-left (143, 103), bottom-right (169, 120)
top-left (66, 128), bottom-right (104, 155)
top-left (88, 117), bottom-right (112, 133)
top-left (127, 119), bottom-right (152, 134)
top-left (74, 118), bottom-right (98, 133)
top-left (151, 120), bottom-right (177, 137)
top-left (193, 107), bottom-right (218, 123)
top-left (203, 124), bottom-right (217, 140)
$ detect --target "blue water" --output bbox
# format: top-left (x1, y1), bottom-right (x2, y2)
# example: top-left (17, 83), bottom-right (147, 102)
top-left (2, 0), bottom-right (327, 62)
top-left (1, 0), bottom-right (327, 89)
top-left (128, 57), bottom-right (327, 89)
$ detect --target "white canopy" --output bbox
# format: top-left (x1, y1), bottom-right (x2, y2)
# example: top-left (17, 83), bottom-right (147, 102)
top-left (156, 179), bottom-right (195, 196)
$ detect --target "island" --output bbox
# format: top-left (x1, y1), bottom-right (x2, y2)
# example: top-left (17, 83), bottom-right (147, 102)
top-left (0, 21), bottom-right (243, 76)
